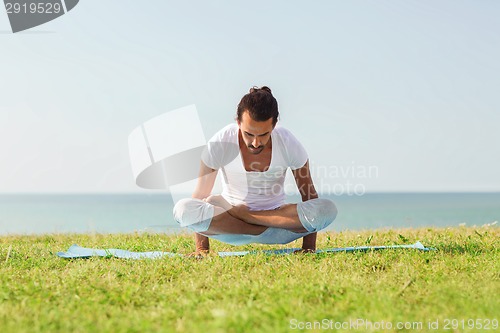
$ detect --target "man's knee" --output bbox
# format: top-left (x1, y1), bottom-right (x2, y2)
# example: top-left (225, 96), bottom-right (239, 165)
top-left (321, 199), bottom-right (338, 226)
top-left (297, 198), bottom-right (338, 232)
top-left (173, 198), bottom-right (213, 232)
top-left (173, 198), bottom-right (193, 226)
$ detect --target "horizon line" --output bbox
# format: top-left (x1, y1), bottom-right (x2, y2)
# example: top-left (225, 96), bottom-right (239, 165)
top-left (1, 191), bottom-right (500, 195)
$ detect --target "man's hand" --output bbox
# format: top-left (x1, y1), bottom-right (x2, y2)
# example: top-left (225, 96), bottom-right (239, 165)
top-left (301, 232), bottom-right (317, 253)
top-left (193, 233), bottom-right (210, 258)
top-left (186, 249), bottom-right (210, 259)
top-left (293, 248), bottom-right (316, 254)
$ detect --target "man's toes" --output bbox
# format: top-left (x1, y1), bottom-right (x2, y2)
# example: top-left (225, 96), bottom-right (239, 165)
top-left (206, 195), bottom-right (232, 210)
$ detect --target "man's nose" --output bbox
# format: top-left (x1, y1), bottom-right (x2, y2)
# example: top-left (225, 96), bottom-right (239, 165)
top-left (252, 137), bottom-right (261, 147)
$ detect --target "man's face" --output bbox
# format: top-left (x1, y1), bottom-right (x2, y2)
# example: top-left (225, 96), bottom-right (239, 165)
top-left (238, 111), bottom-right (274, 155)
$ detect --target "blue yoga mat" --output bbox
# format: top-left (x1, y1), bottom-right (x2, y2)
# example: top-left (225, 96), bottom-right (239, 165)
top-left (57, 242), bottom-right (435, 259)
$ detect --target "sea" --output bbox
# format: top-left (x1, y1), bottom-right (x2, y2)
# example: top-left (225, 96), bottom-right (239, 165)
top-left (0, 193), bottom-right (499, 235)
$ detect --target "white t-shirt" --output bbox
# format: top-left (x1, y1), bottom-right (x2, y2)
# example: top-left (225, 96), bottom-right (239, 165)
top-left (202, 123), bottom-right (308, 210)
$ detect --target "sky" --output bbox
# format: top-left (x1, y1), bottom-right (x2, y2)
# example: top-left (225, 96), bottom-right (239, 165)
top-left (0, 0), bottom-right (499, 194)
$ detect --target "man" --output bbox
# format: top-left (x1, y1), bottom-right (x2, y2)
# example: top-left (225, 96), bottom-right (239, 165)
top-left (173, 86), bottom-right (337, 255)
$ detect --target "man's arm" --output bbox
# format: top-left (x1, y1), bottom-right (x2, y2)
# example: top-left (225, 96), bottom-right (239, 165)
top-left (191, 161), bottom-right (218, 254)
top-left (292, 160), bottom-right (319, 252)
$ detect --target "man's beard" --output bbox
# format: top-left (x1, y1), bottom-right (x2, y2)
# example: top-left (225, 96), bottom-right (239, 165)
top-left (247, 145), bottom-right (264, 154)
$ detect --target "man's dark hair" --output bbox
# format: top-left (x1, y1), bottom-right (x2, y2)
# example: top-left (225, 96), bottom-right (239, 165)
top-left (237, 86), bottom-right (279, 126)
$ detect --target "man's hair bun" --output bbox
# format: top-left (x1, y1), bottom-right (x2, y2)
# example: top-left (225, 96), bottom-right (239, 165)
top-left (249, 86), bottom-right (273, 95)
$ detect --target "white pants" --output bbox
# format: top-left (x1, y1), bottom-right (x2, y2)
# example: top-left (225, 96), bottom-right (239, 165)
top-left (173, 198), bottom-right (337, 246)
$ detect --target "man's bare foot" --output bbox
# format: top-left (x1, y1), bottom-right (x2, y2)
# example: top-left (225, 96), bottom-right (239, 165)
top-left (229, 203), bottom-right (250, 220)
top-left (204, 195), bottom-right (233, 211)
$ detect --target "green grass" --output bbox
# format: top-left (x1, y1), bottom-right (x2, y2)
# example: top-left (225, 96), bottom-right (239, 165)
top-left (0, 227), bottom-right (498, 333)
